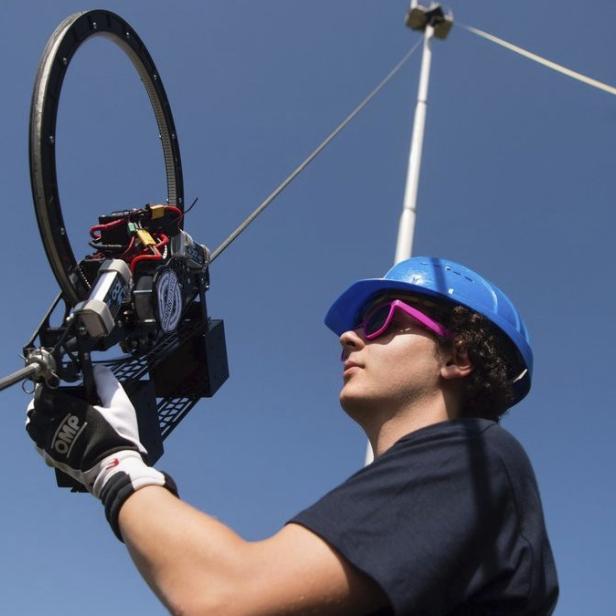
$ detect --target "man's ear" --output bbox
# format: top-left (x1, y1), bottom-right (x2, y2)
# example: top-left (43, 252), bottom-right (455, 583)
top-left (440, 339), bottom-right (473, 380)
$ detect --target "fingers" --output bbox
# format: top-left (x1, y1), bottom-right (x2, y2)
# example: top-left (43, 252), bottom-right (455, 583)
top-left (25, 401), bottom-right (54, 448)
top-left (27, 387), bottom-right (80, 446)
top-left (93, 365), bottom-right (134, 411)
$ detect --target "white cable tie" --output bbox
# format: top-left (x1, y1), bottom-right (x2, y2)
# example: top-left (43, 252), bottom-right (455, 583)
top-left (463, 24), bottom-right (616, 97)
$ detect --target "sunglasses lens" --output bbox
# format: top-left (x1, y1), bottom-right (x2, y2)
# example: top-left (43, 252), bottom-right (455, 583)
top-left (363, 303), bottom-right (391, 337)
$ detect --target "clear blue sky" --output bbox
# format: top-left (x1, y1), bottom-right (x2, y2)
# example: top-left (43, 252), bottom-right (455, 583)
top-left (0, 1), bottom-right (613, 613)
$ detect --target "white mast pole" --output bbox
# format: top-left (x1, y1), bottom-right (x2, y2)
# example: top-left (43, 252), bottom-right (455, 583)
top-left (394, 23), bottom-right (434, 263)
top-left (365, 3), bottom-right (452, 465)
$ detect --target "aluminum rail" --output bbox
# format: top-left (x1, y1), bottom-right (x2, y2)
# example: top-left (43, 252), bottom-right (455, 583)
top-left (0, 365), bottom-right (39, 393)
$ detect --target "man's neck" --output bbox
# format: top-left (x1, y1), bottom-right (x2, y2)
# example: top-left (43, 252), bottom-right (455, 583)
top-left (361, 391), bottom-right (459, 457)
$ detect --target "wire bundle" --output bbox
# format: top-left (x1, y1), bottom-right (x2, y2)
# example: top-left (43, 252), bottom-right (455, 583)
top-left (87, 205), bottom-right (182, 272)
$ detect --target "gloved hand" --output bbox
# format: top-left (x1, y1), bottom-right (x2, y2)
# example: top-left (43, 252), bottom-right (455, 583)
top-left (26, 365), bottom-right (177, 539)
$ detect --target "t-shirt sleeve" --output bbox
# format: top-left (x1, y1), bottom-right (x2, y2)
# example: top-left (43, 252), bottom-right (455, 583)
top-left (289, 424), bottom-right (514, 615)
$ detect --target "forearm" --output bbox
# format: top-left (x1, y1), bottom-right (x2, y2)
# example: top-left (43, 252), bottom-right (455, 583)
top-left (119, 486), bottom-right (248, 615)
top-left (27, 368), bottom-right (388, 615)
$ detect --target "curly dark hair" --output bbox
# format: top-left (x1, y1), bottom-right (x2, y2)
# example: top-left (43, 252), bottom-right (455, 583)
top-left (440, 305), bottom-right (520, 421)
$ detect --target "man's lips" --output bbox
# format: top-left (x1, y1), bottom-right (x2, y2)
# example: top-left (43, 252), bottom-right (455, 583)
top-left (343, 361), bottom-right (362, 375)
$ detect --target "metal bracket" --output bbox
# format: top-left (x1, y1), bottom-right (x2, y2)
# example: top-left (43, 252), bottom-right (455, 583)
top-left (406, 3), bottom-right (454, 40)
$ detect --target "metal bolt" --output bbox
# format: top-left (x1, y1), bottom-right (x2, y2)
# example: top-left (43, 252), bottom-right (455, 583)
top-left (78, 326), bottom-right (87, 336)
top-left (153, 73), bottom-right (158, 81)
top-left (126, 31), bottom-right (131, 38)
top-left (49, 135), bottom-right (55, 144)
top-left (62, 57), bottom-right (68, 66)
top-left (92, 22), bottom-right (97, 30)
top-left (60, 227), bottom-right (66, 236)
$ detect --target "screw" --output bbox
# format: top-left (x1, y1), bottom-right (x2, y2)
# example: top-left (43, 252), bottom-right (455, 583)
top-left (92, 22), bottom-right (97, 30)
top-left (62, 57), bottom-right (68, 66)
top-left (49, 135), bottom-right (55, 144)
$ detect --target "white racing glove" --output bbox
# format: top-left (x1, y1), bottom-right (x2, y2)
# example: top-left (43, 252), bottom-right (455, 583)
top-left (26, 365), bottom-right (177, 539)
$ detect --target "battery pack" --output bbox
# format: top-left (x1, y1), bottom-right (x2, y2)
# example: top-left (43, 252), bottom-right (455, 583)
top-left (150, 318), bottom-right (229, 398)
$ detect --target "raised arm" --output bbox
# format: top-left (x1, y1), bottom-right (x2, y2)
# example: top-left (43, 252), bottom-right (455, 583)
top-left (26, 366), bottom-right (388, 616)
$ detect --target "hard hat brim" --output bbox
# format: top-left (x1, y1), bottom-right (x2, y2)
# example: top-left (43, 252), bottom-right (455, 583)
top-left (325, 278), bottom-right (450, 336)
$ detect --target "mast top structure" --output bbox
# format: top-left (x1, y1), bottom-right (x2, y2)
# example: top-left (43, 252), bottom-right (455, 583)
top-left (406, 2), bottom-right (454, 40)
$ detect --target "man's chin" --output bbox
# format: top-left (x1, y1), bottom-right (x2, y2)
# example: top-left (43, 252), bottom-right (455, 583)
top-left (339, 389), bottom-right (377, 423)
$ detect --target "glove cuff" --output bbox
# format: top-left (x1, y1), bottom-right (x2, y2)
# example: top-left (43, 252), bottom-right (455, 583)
top-left (96, 451), bottom-right (179, 541)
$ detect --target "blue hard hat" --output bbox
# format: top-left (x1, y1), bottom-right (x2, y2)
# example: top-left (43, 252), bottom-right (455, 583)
top-left (325, 257), bottom-right (532, 405)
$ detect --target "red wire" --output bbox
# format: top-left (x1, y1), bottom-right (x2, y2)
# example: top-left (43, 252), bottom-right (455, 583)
top-left (156, 233), bottom-right (169, 250)
top-left (161, 205), bottom-right (183, 228)
top-left (120, 236), bottom-right (136, 258)
top-left (130, 253), bottom-right (162, 272)
top-left (90, 217), bottom-right (124, 239)
top-left (129, 233), bottom-right (170, 271)
top-left (165, 206), bottom-right (182, 218)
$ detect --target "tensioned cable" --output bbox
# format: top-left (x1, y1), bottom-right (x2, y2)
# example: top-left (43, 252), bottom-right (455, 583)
top-left (462, 24), bottom-right (616, 97)
top-left (210, 39), bottom-right (422, 263)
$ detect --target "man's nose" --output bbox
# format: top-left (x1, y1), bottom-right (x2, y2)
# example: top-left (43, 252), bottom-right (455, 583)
top-left (339, 329), bottom-right (365, 357)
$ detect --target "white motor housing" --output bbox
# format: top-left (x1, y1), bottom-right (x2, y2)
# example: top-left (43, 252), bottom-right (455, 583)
top-left (73, 259), bottom-right (132, 339)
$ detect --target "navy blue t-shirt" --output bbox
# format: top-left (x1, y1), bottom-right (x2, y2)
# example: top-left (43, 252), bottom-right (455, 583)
top-left (291, 419), bottom-right (558, 615)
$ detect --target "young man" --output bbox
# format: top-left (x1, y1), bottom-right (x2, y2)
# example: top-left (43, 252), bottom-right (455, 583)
top-left (26, 257), bottom-right (558, 615)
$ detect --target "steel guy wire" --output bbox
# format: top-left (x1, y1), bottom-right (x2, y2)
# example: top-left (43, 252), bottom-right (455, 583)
top-left (462, 23), bottom-right (616, 97)
top-left (209, 39), bottom-right (423, 263)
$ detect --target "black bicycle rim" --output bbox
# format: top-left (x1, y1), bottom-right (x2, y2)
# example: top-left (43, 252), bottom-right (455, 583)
top-left (29, 10), bottom-right (184, 306)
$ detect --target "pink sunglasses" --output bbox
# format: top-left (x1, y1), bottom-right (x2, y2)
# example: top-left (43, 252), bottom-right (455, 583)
top-left (359, 299), bottom-right (451, 340)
